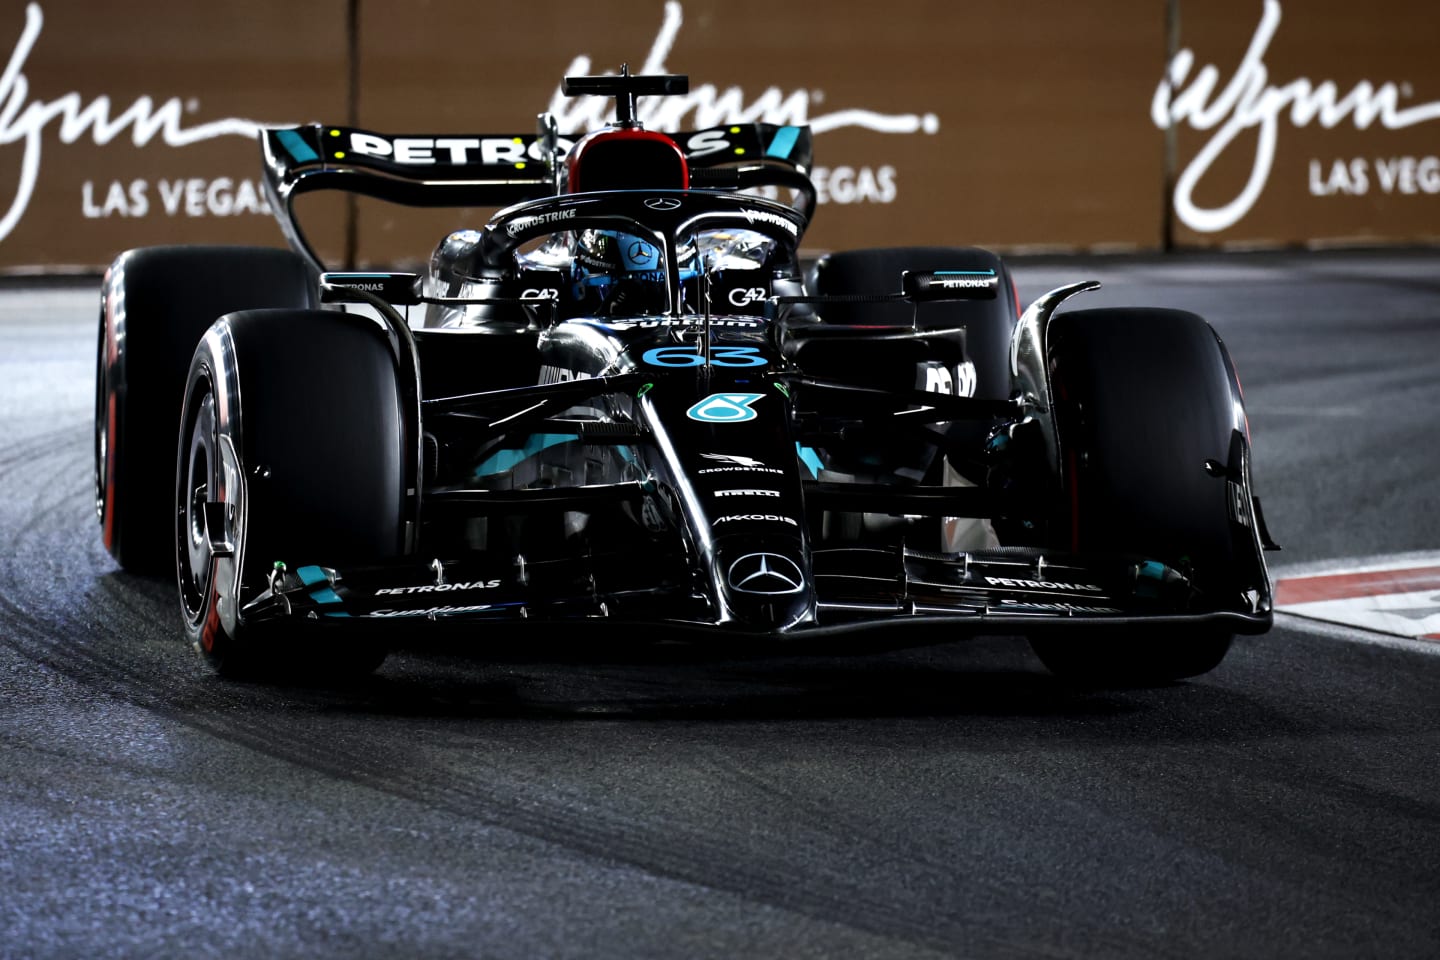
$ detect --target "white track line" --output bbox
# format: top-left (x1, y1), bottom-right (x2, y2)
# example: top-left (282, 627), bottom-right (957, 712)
top-left (1272, 612), bottom-right (1440, 657)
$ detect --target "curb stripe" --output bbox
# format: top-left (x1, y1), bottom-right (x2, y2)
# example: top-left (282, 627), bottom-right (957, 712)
top-left (1274, 565), bottom-right (1440, 605)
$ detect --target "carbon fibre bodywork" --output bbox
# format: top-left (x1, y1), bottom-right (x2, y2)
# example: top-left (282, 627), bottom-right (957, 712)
top-left (105, 70), bottom-right (1275, 678)
top-left (229, 183), bottom-right (1273, 641)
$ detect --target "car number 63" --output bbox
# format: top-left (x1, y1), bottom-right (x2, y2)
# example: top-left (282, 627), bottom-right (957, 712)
top-left (642, 346), bottom-right (767, 368)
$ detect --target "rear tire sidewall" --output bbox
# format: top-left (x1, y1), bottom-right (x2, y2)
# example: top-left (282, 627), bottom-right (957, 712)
top-left (96, 245), bottom-right (317, 575)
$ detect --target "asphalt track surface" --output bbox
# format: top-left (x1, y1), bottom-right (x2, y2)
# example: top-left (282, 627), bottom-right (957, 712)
top-left (2, 250), bottom-right (1438, 959)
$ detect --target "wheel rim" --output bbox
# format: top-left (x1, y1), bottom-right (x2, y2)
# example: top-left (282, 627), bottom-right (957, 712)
top-left (178, 381), bottom-right (218, 629)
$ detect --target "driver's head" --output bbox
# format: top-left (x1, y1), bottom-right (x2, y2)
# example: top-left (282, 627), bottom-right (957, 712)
top-left (574, 228), bottom-right (657, 273)
top-left (571, 227), bottom-right (668, 315)
top-left (559, 125), bottom-right (691, 317)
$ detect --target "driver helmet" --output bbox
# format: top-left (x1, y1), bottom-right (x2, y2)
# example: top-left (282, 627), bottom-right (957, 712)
top-left (571, 227), bottom-right (672, 315)
top-left (561, 124), bottom-right (690, 316)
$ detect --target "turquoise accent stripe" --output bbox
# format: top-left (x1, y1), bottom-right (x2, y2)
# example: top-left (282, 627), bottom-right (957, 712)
top-left (936, 269), bottom-right (996, 276)
top-left (276, 129), bottom-right (319, 164)
top-left (296, 565), bottom-right (328, 586)
top-left (297, 566), bottom-right (342, 605)
top-left (474, 433), bottom-right (580, 477)
top-left (1135, 560), bottom-right (1167, 599)
top-left (323, 612), bottom-right (352, 618)
top-left (796, 443), bottom-right (823, 478)
top-left (765, 126), bottom-right (802, 159)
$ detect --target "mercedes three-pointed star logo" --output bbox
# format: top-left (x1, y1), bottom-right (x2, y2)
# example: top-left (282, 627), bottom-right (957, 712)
top-left (644, 197), bottom-right (682, 210)
top-left (727, 553), bottom-right (804, 595)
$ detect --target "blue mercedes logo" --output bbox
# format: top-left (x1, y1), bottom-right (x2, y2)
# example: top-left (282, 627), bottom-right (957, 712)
top-left (727, 553), bottom-right (804, 595)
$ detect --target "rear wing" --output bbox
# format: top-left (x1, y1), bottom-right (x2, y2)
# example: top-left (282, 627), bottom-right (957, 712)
top-left (260, 121), bottom-right (814, 271)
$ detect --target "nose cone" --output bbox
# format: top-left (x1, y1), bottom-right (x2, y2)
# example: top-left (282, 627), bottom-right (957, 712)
top-left (717, 544), bottom-right (814, 631)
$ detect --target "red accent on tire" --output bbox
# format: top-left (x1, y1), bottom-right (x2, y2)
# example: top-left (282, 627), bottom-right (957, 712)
top-left (200, 581), bottom-right (221, 653)
top-left (103, 393), bottom-right (117, 551)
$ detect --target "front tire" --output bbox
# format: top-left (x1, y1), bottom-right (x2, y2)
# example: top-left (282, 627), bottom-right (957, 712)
top-left (177, 309), bottom-right (406, 680)
top-left (1028, 307), bottom-right (1263, 686)
top-left (1029, 626), bottom-right (1233, 688)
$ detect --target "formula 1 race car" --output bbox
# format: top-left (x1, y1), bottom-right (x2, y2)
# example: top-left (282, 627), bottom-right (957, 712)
top-left (95, 69), bottom-right (1277, 684)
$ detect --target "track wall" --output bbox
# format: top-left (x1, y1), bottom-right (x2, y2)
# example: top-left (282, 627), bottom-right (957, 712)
top-left (2, 0), bottom-right (1435, 271)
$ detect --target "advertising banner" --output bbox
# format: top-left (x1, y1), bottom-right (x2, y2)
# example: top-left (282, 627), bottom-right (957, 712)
top-left (0, 2), bottom-right (349, 271)
top-left (349, 0), bottom-right (1166, 265)
top-left (1157, 0), bottom-right (1440, 248)
top-left (0, 0), bottom-right (1434, 272)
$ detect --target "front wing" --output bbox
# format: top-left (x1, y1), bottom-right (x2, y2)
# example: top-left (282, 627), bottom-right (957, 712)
top-left (241, 544), bottom-right (1273, 641)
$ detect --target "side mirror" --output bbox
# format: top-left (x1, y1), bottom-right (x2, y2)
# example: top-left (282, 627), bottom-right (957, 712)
top-left (319, 272), bottom-right (421, 306)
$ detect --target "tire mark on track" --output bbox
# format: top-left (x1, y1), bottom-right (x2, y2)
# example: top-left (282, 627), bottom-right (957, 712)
top-left (0, 422), bottom-right (89, 471)
top-left (167, 705), bottom-right (970, 953)
top-left (0, 436), bottom-right (961, 950)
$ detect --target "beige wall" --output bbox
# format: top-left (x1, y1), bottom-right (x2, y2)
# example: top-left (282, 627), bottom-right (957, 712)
top-left (351, 0), bottom-right (1167, 263)
top-left (1, 0), bottom-right (1435, 272)
top-left (1162, 0), bottom-right (1440, 248)
top-left (0, 1), bottom-right (351, 271)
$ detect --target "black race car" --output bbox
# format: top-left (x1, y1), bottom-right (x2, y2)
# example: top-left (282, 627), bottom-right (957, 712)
top-left (95, 69), bottom-right (1277, 683)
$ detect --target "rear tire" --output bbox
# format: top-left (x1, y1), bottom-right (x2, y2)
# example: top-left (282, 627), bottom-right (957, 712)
top-left (808, 245), bottom-right (1020, 398)
top-left (177, 309), bottom-right (405, 681)
top-left (1028, 307), bottom-right (1260, 686)
top-left (96, 245), bottom-right (317, 574)
top-left (809, 246), bottom-right (1020, 482)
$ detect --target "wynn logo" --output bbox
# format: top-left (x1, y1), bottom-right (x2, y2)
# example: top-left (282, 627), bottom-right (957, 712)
top-left (0, 3), bottom-right (264, 244)
top-left (1152, 0), bottom-right (1440, 232)
top-left (547, 1), bottom-right (941, 138)
top-left (0, 1), bottom-right (941, 249)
